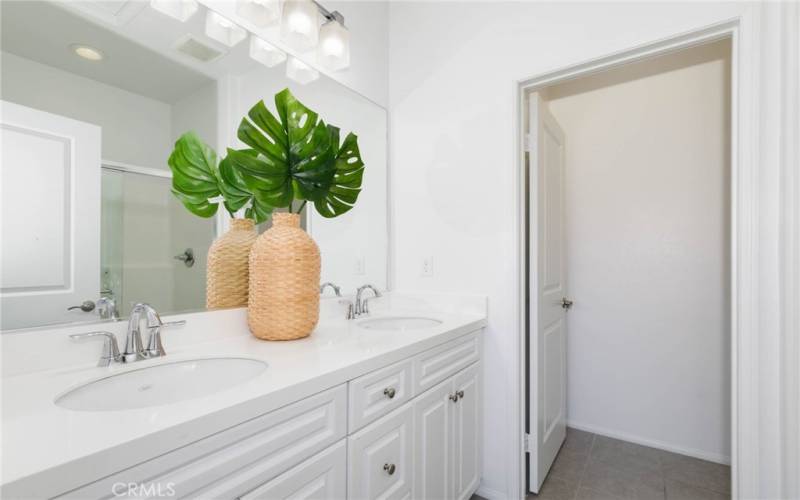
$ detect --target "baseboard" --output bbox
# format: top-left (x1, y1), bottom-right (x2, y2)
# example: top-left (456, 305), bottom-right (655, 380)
top-left (566, 420), bottom-right (731, 465)
top-left (475, 483), bottom-right (506, 500)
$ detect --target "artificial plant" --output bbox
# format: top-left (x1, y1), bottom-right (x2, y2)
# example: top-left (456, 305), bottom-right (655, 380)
top-left (168, 88), bottom-right (365, 224)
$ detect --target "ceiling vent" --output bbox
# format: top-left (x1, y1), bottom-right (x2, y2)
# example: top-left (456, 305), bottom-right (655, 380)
top-left (173, 34), bottom-right (224, 63)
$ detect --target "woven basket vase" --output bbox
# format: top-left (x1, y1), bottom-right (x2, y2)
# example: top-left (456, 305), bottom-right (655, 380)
top-left (248, 213), bottom-right (320, 340)
top-left (206, 219), bottom-right (258, 309)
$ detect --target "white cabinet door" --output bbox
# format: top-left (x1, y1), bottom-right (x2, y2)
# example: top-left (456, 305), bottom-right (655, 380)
top-left (453, 363), bottom-right (481, 500)
top-left (348, 405), bottom-right (413, 500)
top-left (1, 100), bottom-right (101, 330)
top-left (413, 378), bottom-right (454, 500)
top-left (240, 441), bottom-right (346, 500)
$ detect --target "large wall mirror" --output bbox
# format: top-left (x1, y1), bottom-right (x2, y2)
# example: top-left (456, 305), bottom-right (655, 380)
top-left (0, 1), bottom-right (387, 330)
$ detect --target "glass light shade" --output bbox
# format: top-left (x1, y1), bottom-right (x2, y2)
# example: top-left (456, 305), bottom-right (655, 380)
top-left (286, 56), bottom-right (319, 85)
top-left (280, 0), bottom-right (319, 52)
top-left (317, 19), bottom-right (350, 70)
top-left (205, 11), bottom-right (247, 47)
top-left (249, 35), bottom-right (287, 68)
top-left (150, 0), bottom-right (199, 22)
top-left (236, 0), bottom-right (281, 28)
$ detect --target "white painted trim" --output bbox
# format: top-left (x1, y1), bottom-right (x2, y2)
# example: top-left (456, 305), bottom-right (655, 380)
top-left (513, 16), bottom-right (760, 500)
top-left (565, 420), bottom-right (731, 466)
top-left (101, 159), bottom-right (171, 179)
top-left (475, 484), bottom-right (506, 500)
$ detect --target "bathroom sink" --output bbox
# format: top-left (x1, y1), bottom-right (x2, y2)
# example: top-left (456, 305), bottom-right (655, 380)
top-left (55, 357), bottom-right (267, 412)
top-left (357, 316), bottom-right (443, 331)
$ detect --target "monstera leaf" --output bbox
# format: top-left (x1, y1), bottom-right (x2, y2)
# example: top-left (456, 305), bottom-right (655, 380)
top-left (232, 89), bottom-right (337, 211)
top-left (315, 126), bottom-right (365, 218)
top-left (168, 132), bottom-right (221, 218)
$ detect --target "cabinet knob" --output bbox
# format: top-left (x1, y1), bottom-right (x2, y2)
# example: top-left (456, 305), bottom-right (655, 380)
top-left (383, 463), bottom-right (396, 475)
top-left (456, 390), bottom-right (465, 399)
top-left (383, 387), bottom-right (396, 399)
top-left (449, 393), bottom-right (459, 402)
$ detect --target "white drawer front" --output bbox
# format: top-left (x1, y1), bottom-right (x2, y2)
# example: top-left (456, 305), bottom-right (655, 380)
top-left (348, 359), bottom-right (413, 433)
top-left (57, 385), bottom-right (347, 500)
top-left (414, 331), bottom-right (480, 393)
top-left (240, 440), bottom-right (346, 500)
top-left (348, 405), bottom-right (413, 500)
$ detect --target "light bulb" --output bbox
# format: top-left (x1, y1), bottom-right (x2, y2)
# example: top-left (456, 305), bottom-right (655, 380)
top-left (286, 56), bottom-right (319, 85)
top-left (280, 0), bottom-right (319, 52)
top-left (318, 18), bottom-right (349, 70)
top-left (205, 11), bottom-right (247, 47)
top-left (249, 35), bottom-right (287, 68)
top-left (236, 0), bottom-right (281, 28)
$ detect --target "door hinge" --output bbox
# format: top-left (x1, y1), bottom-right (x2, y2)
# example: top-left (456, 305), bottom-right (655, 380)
top-left (524, 433), bottom-right (533, 453)
top-left (525, 134), bottom-right (535, 153)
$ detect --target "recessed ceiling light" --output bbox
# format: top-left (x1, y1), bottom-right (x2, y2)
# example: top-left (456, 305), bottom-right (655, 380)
top-left (71, 44), bottom-right (104, 61)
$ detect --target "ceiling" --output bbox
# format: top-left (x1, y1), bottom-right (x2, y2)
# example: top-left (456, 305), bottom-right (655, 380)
top-left (0, 1), bottom-right (215, 104)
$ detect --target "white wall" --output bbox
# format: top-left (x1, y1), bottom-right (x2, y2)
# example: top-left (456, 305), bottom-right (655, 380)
top-left (387, 2), bottom-right (753, 498)
top-left (544, 40), bottom-right (731, 462)
top-left (0, 52), bottom-right (172, 169)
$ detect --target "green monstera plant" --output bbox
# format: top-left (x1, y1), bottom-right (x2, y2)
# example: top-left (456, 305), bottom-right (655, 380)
top-left (168, 88), bottom-right (365, 223)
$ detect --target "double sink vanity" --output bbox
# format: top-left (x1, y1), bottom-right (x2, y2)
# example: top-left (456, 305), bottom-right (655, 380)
top-left (1, 293), bottom-right (486, 499)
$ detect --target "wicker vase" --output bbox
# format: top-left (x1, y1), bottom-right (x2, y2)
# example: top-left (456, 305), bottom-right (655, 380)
top-left (206, 218), bottom-right (257, 309)
top-left (248, 213), bottom-right (320, 340)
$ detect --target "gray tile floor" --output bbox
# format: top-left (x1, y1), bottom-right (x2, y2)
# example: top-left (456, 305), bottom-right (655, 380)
top-left (473, 428), bottom-right (731, 500)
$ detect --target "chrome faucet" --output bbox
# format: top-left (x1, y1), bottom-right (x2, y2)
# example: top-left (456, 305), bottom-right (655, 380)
top-left (320, 282), bottom-right (342, 297)
top-left (354, 284), bottom-right (382, 317)
top-left (123, 303), bottom-right (185, 362)
top-left (69, 304), bottom-right (185, 366)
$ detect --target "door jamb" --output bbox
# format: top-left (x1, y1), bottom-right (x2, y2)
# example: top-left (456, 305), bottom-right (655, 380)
top-left (513, 17), bottom-right (756, 500)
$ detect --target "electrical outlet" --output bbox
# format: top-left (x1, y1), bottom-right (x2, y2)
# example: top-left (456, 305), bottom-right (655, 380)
top-left (354, 256), bottom-right (365, 275)
top-left (421, 256), bottom-right (433, 277)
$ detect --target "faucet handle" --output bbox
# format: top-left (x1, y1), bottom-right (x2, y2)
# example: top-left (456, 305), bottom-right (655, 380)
top-left (144, 320), bottom-right (185, 358)
top-left (70, 331), bottom-right (121, 367)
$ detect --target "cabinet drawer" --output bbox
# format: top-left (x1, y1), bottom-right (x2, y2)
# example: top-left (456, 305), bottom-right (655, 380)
top-left (57, 385), bottom-right (347, 500)
top-left (348, 358), bottom-right (413, 432)
top-left (240, 440), bottom-right (346, 500)
top-left (414, 331), bottom-right (480, 393)
top-left (348, 404), bottom-right (413, 500)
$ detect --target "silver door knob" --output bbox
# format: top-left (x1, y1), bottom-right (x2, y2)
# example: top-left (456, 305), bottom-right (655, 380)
top-left (383, 463), bottom-right (396, 475)
top-left (561, 297), bottom-right (574, 310)
top-left (383, 387), bottom-right (396, 399)
top-left (67, 300), bottom-right (95, 312)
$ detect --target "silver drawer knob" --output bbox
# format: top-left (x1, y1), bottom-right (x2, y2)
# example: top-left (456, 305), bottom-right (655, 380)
top-left (383, 463), bottom-right (396, 475)
top-left (383, 387), bottom-right (396, 399)
top-left (456, 390), bottom-right (465, 399)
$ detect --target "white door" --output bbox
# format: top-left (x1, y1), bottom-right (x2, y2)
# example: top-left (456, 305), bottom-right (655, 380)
top-left (453, 363), bottom-right (481, 500)
top-left (413, 378), bottom-right (454, 500)
top-left (527, 92), bottom-right (568, 493)
top-left (1, 100), bottom-right (101, 330)
top-left (348, 405), bottom-right (414, 500)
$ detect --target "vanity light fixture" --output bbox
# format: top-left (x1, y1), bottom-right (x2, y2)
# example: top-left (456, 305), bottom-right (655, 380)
top-left (317, 14), bottom-right (349, 70)
top-left (280, 0), bottom-right (319, 52)
top-left (236, 0), bottom-right (281, 28)
top-left (205, 10), bottom-right (247, 47)
top-left (149, 0), bottom-right (199, 22)
top-left (286, 56), bottom-right (319, 84)
top-left (71, 44), bottom-right (104, 61)
top-left (249, 35), bottom-right (287, 68)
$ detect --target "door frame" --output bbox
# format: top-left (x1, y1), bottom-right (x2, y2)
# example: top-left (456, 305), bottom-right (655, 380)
top-left (513, 15), bottom-right (765, 500)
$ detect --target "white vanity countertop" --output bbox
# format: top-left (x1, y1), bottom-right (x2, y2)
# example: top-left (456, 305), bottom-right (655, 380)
top-left (1, 298), bottom-right (486, 497)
